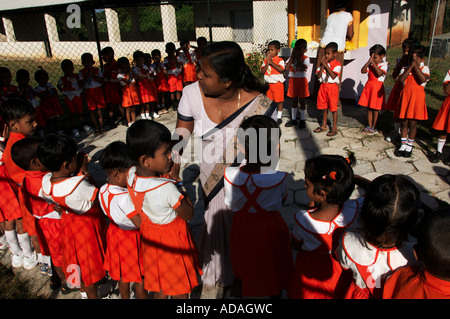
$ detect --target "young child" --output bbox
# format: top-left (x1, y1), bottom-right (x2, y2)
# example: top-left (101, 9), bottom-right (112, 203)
top-left (194, 36), bottom-right (208, 64)
top-left (260, 40), bottom-right (286, 125)
top-left (101, 46), bottom-right (122, 125)
top-left (78, 52), bottom-right (107, 134)
top-left (164, 42), bottom-right (183, 111)
top-left (57, 59), bottom-right (89, 137)
top-left (0, 98), bottom-right (38, 270)
top-left (0, 67), bottom-right (20, 104)
top-left (285, 39), bottom-right (310, 129)
top-left (179, 39), bottom-right (198, 87)
top-left (16, 69), bottom-right (46, 135)
top-left (359, 44), bottom-right (389, 135)
top-left (394, 44), bottom-right (430, 158)
top-left (38, 134), bottom-right (107, 299)
top-left (384, 37), bottom-right (419, 142)
top-left (383, 206), bottom-right (450, 299)
top-left (34, 67), bottom-right (63, 134)
top-left (126, 119), bottom-right (202, 299)
top-left (117, 57), bottom-right (141, 127)
top-left (314, 42), bottom-right (341, 137)
top-left (224, 115), bottom-right (293, 298)
top-left (336, 174), bottom-right (421, 299)
top-left (429, 70), bottom-right (450, 165)
top-left (99, 141), bottom-right (147, 299)
top-left (132, 50), bottom-right (159, 120)
top-left (11, 136), bottom-right (73, 293)
top-left (288, 153), bottom-right (360, 299)
top-left (151, 49), bottom-right (170, 114)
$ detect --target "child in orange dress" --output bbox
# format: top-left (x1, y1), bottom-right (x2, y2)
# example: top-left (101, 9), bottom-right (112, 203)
top-left (384, 37), bottom-right (419, 142)
top-left (383, 206), bottom-right (450, 299)
top-left (0, 98), bottom-right (38, 270)
top-left (336, 174), bottom-right (421, 299)
top-left (429, 70), bottom-right (450, 165)
top-left (225, 115), bottom-right (293, 298)
top-left (314, 42), bottom-right (341, 137)
top-left (99, 141), bottom-right (147, 299)
top-left (359, 44), bottom-right (389, 135)
top-left (164, 42), bottom-right (183, 111)
top-left (285, 39), bottom-right (310, 129)
top-left (126, 119), bottom-right (202, 299)
top-left (78, 52), bottom-right (107, 134)
top-left (288, 153), bottom-right (359, 299)
top-left (179, 39), bottom-right (198, 87)
top-left (132, 50), bottom-right (158, 120)
top-left (394, 44), bottom-right (430, 158)
top-left (38, 134), bottom-right (107, 299)
top-left (260, 40), bottom-right (286, 125)
top-left (34, 68), bottom-right (63, 134)
top-left (117, 57), bottom-right (141, 127)
top-left (151, 49), bottom-right (170, 114)
top-left (101, 46), bottom-right (123, 124)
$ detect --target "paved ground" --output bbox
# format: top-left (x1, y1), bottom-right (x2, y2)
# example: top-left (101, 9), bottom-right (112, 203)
top-left (1, 97), bottom-right (449, 299)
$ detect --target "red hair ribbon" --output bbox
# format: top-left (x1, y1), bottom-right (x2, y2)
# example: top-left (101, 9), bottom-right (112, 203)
top-left (329, 171), bottom-right (337, 180)
top-left (345, 157), bottom-right (351, 164)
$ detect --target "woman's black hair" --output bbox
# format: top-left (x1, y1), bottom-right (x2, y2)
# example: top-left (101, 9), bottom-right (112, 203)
top-left (369, 44), bottom-right (386, 56)
top-left (99, 141), bottom-right (132, 171)
top-left (37, 133), bottom-right (78, 172)
top-left (0, 98), bottom-right (36, 124)
top-left (359, 174), bottom-right (420, 248)
top-left (11, 136), bottom-right (42, 171)
top-left (415, 206), bottom-right (450, 279)
top-left (126, 119), bottom-right (172, 163)
top-left (202, 41), bottom-right (268, 94)
top-left (304, 153), bottom-right (356, 206)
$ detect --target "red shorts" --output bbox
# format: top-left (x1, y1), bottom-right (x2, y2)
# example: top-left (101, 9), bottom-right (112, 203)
top-left (41, 96), bottom-right (63, 119)
top-left (104, 82), bottom-right (121, 105)
top-left (266, 82), bottom-right (285, 103)
top-left (84, 87), bottom-right (106, 111)
top-left (39, 217), bottom-right (63, 267)
top-left (287, 77), bottom-right (310, 98)
top-left (167, 74), bottom-right (183, 93)
top-left (317, 83), bottom-right (339, 112)
top-left (65, 95), bottom-right (83, 114)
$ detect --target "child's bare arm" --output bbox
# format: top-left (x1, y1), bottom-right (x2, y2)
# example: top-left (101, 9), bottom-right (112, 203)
top-left (397, 64), bottom-right (413, 83)
top-left (361, 55), bottom-right (373, 74)
top-left (412, 58), bottom-right (429, 85)
top-left (444, 81), bottom-right (450, 95)
top-left (130, 214), bottom-right (142, 229)
top-left (371, 61), bottom-right (385, 78)
top-left (175, 196), bottom-right (194, 221)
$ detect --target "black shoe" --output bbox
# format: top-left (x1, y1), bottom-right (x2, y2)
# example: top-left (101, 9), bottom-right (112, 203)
top-left (298, 119), bottom-right (306, 129)
top-left (285, 119), bottom-right (297, 127)
top-left (394, 148), bottom-right (405, 157)
top-left (403, 149), bottom-right (413, 158)
top-left (443, 156), bottom-right (450, 166)
top-left (277, 118), bottom-right (283, 125)
top-left (430, 151), bottom-right (442, 163)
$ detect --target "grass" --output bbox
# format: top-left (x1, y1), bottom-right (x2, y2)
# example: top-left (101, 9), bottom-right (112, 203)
top-left (0, 263), bottom-right (39, 299)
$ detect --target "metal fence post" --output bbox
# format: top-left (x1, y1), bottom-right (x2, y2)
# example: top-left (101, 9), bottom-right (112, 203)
top-left (91, 7), bottom-right (103, 70)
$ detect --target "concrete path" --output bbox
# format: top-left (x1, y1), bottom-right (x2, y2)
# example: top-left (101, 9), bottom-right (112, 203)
top-left (1, 98), bottom-right (449, 299)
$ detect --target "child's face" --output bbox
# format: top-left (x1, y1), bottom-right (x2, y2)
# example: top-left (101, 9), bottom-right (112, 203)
top-left (82, 57), bottom-right (94, 68)
top-left (166, 48), bottom-right (175, 56)
top-left (10, 114), bottom-right (37, 136)
top-left (108, 169), bottom-right (128, 188)
top-left (0, 72), bottom-right (12, 86)
top-left (294, 44), bottom-right (306, 54)
top-left (197, 40), bottom-right (207, 50)
top-left (135, 56), bottom-right (144, 66)
top-left (101, 53), bottom-right (113, 63)
top-left (324, 48), bottom-right (337, 62)
top-left (402, 46), bottom-right (410, 56)
top-left (37, 74), bottom-right (49, 86)
top-left (16, 75), bottom-right (30, 86)
top-left (372, 53), bottom-right (385, 64)
top-left (143, 142), bottom-right (173, 175)
top-left (152, 54), bottom-right (161, 62)
top-left (267, 45), bottom-right (280, 57)
top-left (63, 64), bottom-right (74, 75)
top-left (304, 177), bottom-right (324, 203)
top-left (119, 62), bottom-right (130, 73)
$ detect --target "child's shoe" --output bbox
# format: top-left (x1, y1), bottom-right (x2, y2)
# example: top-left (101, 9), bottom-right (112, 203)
top-left (11, 252), bottom-right (24, 268)
top-left (46, 264), bottom-right (53, 277)
top-left (23, 251), bottom-right (38, 270)
top-left (72, 129), bottom-right (81, 138)
top-left (430, 151), bottom-right (442, 163)
top-left (153, 112), bottom-right (160, 119)
top-left (40, 262), bottom-right (48, 275)
top-left (284, 119), bottom-right (297, 127)
top-left (362, 126), bottom-right (370, 134)
top-left (0, 235), bottom-right (8, 251)
top-left (83, 125), bottom-right (93, 135)
top-left (298, 119), bottom-right (306, 129)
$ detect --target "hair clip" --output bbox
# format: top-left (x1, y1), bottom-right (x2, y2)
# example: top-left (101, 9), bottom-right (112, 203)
top-left (329, 171), bottom-right (337, 180)
top-left (345, 157), bottom-right (351, 164)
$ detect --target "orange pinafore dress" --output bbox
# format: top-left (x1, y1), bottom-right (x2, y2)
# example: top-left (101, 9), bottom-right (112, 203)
top-left (229, 175), bottom-right (294, 297)
top-left (432, 70), bottom-right (450, 133)
top-left (358, 62), bottom-right (388, 110)
top-left (180, 50), bottom-right (198, 84)
top-left (43, 175), bottom-right (107, 287)
top-left (99, 184), bottom-right (143, 283)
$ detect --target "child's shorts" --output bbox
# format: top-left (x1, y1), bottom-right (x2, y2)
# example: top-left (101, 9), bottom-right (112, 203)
top-left (266, 82), bottom-right (285, 103)
top-left (287, 77), bottom-right (310, 98)
top-left (317, 83), bottom-right (339, 112)
top-left (104, 82), bottom-right (122, 105)
top-left (167, 74), bottom-right (183, 93)
top-left (65, 95), bottom-right (84, 114)
top-left (85, 87), bottom-right (106, 111)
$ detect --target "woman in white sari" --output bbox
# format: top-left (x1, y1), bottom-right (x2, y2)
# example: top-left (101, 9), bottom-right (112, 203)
top-left (174, 41), bottom-right (276, 295)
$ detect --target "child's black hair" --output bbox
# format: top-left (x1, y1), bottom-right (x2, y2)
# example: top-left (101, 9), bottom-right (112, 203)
top-left (101, 46), bottom-right (114, 57)
top-left (16, 69), bottom-right (30, 81)
top-left (11, 136), bottom-right (42, 171)
top-left (61, 59), bottom-right (74, 71)
top-left (126, 119), bottom-right (172, 163)
top-left (0, 98), bottom-right (36, 124)
top-left (81, 52), bottom-right (94, 62)
top-left (99, 141), bottom-right (132, 172)
top-left (197, 36), bottom-right (207, 45)
top-left (402, 37), bottom-right (419, 50)
top-left (237, 115), bottom-right (281, 166)
top-left (415, 206), bottom-right (450, 279)
top-left (359, 174), bottom-right (420, 248)
top-left (369, 44), bottom-right (386, 56)
top-left (133, 50), bottom-right (145, 61)
top-left (325, 42), bottom-right (338, 53)
top-left (411, 43), bottom-right (428, 58)
top-left (151, 49), bottom-right (161, 58)
top-left (295, 39), bottom-right (307, 50)
top-left (0, 67), bottom-right (11, 76)
top-left (117, 56), bottom-right (130, 67)
top-left (37, 133), bottom-right (78, 172)
top-left (268, 40), bottom-right (281, 50)
top-left (165, 42), bottom-right (176, 52)
top-left (34, 67), bottom-right (48, 83)
top-left (304, 153), bottom-right (356, 206)
top-left (180, 39), bottom-right (190, 47)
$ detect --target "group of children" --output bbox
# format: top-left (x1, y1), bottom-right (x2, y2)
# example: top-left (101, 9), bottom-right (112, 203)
top-left (0, 37), bottom-right (208, 137)
top-left (260, 37), bottom-right (450, 164)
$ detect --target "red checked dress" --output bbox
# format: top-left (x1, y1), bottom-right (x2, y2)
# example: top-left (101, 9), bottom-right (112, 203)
top-left (358, 62), bottom-right (389, 110)
top-left (224, 167), bottom-right (293, 297)
top-left (99, 183), bottom-right (143, 283)
top-left (126, 167), bottom-right (202, 295)
top-left (432, 70), bottom-right (450, 133)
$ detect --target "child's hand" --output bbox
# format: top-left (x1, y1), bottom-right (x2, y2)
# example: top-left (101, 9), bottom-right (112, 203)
top-left (76, 151), bottom-right (90, 174)
top-left (168, 150), bottom-right (181, 180)
top-left (321, 56), bottom-right (328, 66)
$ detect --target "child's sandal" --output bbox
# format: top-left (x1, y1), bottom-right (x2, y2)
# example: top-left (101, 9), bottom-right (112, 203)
top-left (313, 126), bottom-right (327, 133)
top-left (326, 130), bottom-right (338, 137)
